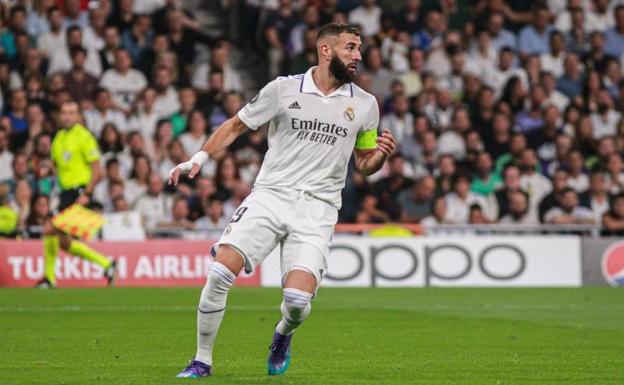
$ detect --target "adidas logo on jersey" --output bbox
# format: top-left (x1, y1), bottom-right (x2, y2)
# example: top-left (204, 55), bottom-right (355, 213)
top-left (288, 101), bottom-right (301, 109)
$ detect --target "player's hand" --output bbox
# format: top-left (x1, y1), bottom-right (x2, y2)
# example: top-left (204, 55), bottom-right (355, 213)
top-left (168, 160), bottom-right (201, 186)
top-left (76, 193), bottom-right (90, 206)
top-left (377, 128), bottom-right (397, 157)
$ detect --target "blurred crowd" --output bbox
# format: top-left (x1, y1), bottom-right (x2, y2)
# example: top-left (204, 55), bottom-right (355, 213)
top-left (2, 0), bottom-right (624, 238)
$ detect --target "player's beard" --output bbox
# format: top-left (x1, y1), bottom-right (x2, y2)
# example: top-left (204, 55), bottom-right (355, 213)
top-left (329, 54), bottom-right (355, 84)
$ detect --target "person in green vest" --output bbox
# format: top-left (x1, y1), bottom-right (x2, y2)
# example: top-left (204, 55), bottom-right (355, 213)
top-left (35, 100), bottom-right (117, 288)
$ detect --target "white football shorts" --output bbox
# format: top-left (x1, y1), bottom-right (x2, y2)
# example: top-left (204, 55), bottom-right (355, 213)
top-left (212, 187), bottom-right (338, 286)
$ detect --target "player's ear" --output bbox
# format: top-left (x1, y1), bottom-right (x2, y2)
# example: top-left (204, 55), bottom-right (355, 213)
top-left (317, 40), bottom-right (332, 61)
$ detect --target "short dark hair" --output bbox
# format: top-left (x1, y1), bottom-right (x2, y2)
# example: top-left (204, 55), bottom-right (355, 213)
top-left (316, 23), bottom-right (359, 42)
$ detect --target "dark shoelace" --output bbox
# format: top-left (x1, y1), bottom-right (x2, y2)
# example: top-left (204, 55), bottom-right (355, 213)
top-left (269, 343), bottom-right (288, 359)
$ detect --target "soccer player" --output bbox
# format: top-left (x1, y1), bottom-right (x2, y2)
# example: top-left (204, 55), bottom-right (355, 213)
top-left (170, 23), bottom-right (397, 378)
top-left (36, 100), bottom-right (117, 288)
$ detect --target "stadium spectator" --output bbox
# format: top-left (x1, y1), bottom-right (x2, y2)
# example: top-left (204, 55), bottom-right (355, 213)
top-left (48, 25), bottom-right (102, 77)
top-left (363, 45), bottom-right (392, 101)
top-left (36, 6), bottom-right (65, 58)
top-left (128, 87), bottom-right (159, 142)
top-left (125, 153), bottom-right (151, 206)
top-left (83, 88), bottom-right (127, 137)
top-left (471, 152), bottom-right (502, 197)
top-left (420, 195), bottom-right (449, 226)
top-left (538, 168), bottom-right (570, 223)
top-left (99, 25), bottom-right (121, 72)
top-left (0, 128), bottom-right (14, 184)
top-left (380, 94), bottom-right (413, 143)
top-left (444, 174), bottom-right (486, 224)
top-left (604, 153), bottom-right (624, 194)
top-left (397, 48), bottom-right (424, 98)
top-left (24, 193), bottom-right (50, 238)
top-left (195, 196), bottom-right (228, 231)
top-left (519, 148), bottom-right (552, 221)
top-left (604, 5), bottom-right (624, 58)
top-left (169, 87), bottom-right (197, 136)
top-left (134, 171), bottom-right (172, 229)
top-left (5, 89), bottom-right (29, 150)
top-left (580, 171), bottom-right (610, 224)
top-left (83, 8), bottom-right (108, 52)
top-left (94, 157), bottom-right (122, 212)
top-left (99, 48), bottom-right (148, 113)
top-left (158, 195), bottom-right (193, 230)
top-left (543, 187), bottom-right (595, 224)
top-left (557, 53), bottom-right (583, 100)
top-left (180, 109), bottom-right (209, 157)
top-left (121, 14), bottom-right (153, 63)
top-left (518, 6), bottom-right (553, 57)
top-left (10, 178), bottom-right (32, 229)
top-left (398, 174), bottom-right (435, 223)
top-left (499, 190), bottom-right (534, 225)
top-left (151, 64), bottom-right (180, 118)
top-left (348, 0), bottom-right (381, 38)
top-left (602, 193), bottom-right (624, 235)
top-left (356, 194), bottom-right (390, 224)
top-left (64, 46), bottom-right (99, 105)
top-left (566, 150), bottom-right (589, 193)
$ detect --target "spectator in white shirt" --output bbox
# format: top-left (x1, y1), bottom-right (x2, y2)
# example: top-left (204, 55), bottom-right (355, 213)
top-left (36, 6), bottom-right (66, 58)
top-left (128, 87), bottom-right (159, 145)
top-left (152, 64), bottom-right (180, 118)
top-left (133, 171), bottom-right (172, 229)
top-left (82, 7), bottom-right (107, 51)
top-left (421, 195), bottom-right (450, 227)
top-left (125, 153), bottom-right (152, 206)
top-left (540, 30), bottom-right (566, 77)
top-left (579, 171), bottom-right (610, 224)
top-left (499, 190), bottom-right (536, 224)
top-left (83, 88), bottom-right (128, 137)
top-left (380, 94), bottom-right (413, 143)
top-left (195, 197), bottom-right (229, 231)
top-left (566, 150), bottom-right (589, 192)
top-left (544, 187), bottom-right (595, 224)
top-left (179, 110), bottom-right (209, 156)
top-left (99, 48), bottom-right (148, 113)
top-left (47, 25), bottom-right (102, 77)
top-left (541, 71), bottom-right (569, 111)
top-left (466, 30), bottom-right (497, 81)
top-left (519, 148), bottom-right (553, 222)
top-left (590, 88), bottom-right (622, 139)
top-left (0, 128), bottom-right (13, 183)
top-left (485, 47), bottom-right (521, 97)
top-left (348, 0), bottom-right (382, 37)
top-left (443, 174), bottom-right (487, 224)
top-left (191, 40), bottom-right (243, 93)
top-left (604, 152), bottom-right (624, 194)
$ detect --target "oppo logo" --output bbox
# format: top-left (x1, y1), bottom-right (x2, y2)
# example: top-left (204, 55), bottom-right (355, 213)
top-left (325, 243), bottom-right (527, 286)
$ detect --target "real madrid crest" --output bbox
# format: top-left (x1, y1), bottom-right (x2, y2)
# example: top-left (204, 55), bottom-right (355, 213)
top-left (343, 106), bottom-right (355, 122)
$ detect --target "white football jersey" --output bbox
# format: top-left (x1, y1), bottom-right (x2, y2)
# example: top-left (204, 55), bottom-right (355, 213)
top-left (237, 66), bottom-right (379, 208)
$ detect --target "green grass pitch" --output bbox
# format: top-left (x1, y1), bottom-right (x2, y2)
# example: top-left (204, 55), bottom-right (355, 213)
top-left (0, 287), bottom-right (622, 385)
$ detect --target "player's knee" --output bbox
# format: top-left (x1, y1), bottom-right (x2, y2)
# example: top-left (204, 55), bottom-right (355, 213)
top-left (199, 262), bottom-right (236, 311)
top-left (281, 288), bottom-right (313, 322)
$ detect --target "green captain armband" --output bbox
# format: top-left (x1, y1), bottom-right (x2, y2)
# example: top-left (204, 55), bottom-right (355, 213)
top-left (355, 129), bottom-right (377, 150)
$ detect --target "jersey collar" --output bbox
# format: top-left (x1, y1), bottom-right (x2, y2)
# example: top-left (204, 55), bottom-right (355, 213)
top-left (300, 66), bottom-right (353, 98)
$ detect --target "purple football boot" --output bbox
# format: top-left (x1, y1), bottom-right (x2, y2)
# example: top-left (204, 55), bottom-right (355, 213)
top-left (176, 359), bottom-right (211, 379)
top-left (267, 332), bottom-right (293, 375)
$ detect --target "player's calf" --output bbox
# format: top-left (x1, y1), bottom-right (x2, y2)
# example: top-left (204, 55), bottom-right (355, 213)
top-left (268, 288), bottom-right (313, 375)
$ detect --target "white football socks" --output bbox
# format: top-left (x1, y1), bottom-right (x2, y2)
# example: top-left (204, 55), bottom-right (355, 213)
top-left (275, 288), bottom-right (313, 336)
top-left (195, 262), bottom-right (236, 365)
